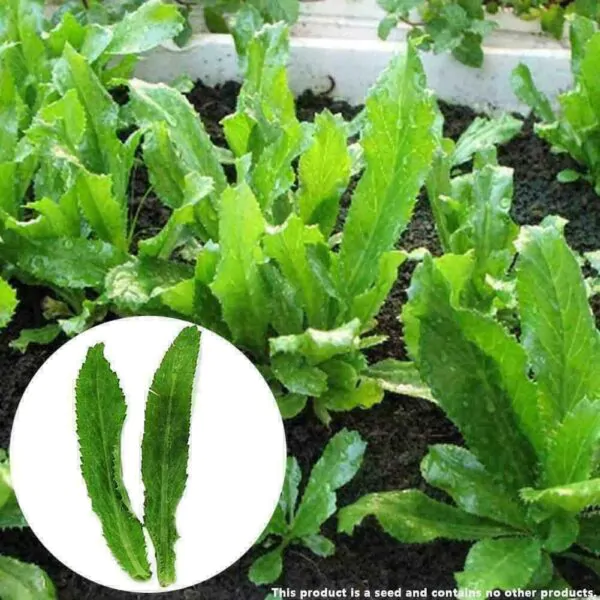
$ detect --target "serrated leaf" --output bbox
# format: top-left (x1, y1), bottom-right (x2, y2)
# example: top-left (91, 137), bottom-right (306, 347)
top-left (1, 234), bottom-right (126, 290)
top-left (522, 480), bottom-right (600, 514)
top-left (105, 0), bottom-right (184, 56)
top-left (516, 217), bottom-right (600, 424)
top-left (142, 326), bottom-right (201, 587)
top-left (270, 320), bottom-right (361, 365)
top-left (455, 537), bottom-right (542, 593)
top-left (452, 114), bottom-right (522, 167)
top-left (75, 170), bottom-right (127, 251)
top-left (578, 513), bottom-right (600, 554)
top-left (421, 445), bottom-right (528, 529)
top-left (9, 325), bottom-right (61, 353)
top-left (349, 250), bottom-right (406, 325)
top-left (0, 556), bottom-right (56, 600)
top-left (291, 429), bottom-right (366, 538)
top-left (105, 257), bottom-right (192, 313)
top-left (76, 344), bottom-right (151, 580)
top-left (0, 277), bottom-right (17, 329)
top-left (543, 399), bottom-right (600, 487)
top-left (210, 184), bottom-right (269, 355)
top-left (297, 110), bottom-right (351, 237)
top-left (338, 490), bottom-right (516, 541)
top-left (404, 256), bottom-right (539, 488)
top-left (364, 359), bottom-right (434, 402)
top-left (263, 215), bottom-right (332, 329)
top-left (248, 547), bottom-right (283, 586)
top-left (338, 43), bottom-right (437, 299)
top-left (511, 64), bottom-right (555, 122)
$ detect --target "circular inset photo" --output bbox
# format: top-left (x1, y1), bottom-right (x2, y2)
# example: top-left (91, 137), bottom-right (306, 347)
top-left (10, 316), bottom-right (287, 593)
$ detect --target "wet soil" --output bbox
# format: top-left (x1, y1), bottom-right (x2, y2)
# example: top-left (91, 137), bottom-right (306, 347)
top-left (0, 83), bottom-right (598, 599)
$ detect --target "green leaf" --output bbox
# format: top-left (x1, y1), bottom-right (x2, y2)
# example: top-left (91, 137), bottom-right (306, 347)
top-left (105, 257), bottom-right (192, 313)
top-left (53, 44), bottom-right (131, 203)
top-left (75, 170), bottom-right (127, 251)
top-left (271, 354), bottom-right (328, 396)
top-left (263, 215), bottom-right (332, 328)
top-left (297, 110), bottom-right (351, 237)
top-left (1, 235), bottom-right (126, 290)
top-left (301, 534), bottom-right (335, 557)
top-left (270, 320), bottom-right (361, 365)
top-left (292, 429), bottom-right (366, 538)
top-left (338, 43), bottom-right (438, 299)
top-left (0, 451), bottom-right (25, 529)
top-left (9, 325), bottom-right (61, 353)
top-left (516, 217), bottom-right (600, 424)
top-left (521, 480), bottom-right (600, 513)
top-left (511, 63), bottom-right (555, 122)
top-left (557, 168), bottom-right (581, 183)
top-left (364, 359), bottom-right (434, 402)
top-left (543, 399), bottom-right (600, 487)
top-left (452, 114), bottom-right (522, 167)
top-left (210, 184), bottom-right (269, 355)
top-left (248, 547), bottom-right (283, 586)
top-left (542, 513), bottom-right (579, 552)
top-left (404, 256), bottom-right (539, 488)
top-left (350, 250), bottom-right (406, 325)
top-left (276, 392), bottom-right (308, 419)
top-left (0, 556), bottom-right (56, 600)
top-left (451, 32), bottom-right (485, 68)
top-left (421, 445), bottom-right (528, 529)
top-left (569, 15), bottom-right (597, 76)
top-left (338, 490), bottom-right (516, 541)
top-left (105, 0), bottom-right (184, 56)
top-left (578, 513), bottom-right (600, 554)
top-left (142, 326), bottom-right (200, 587)
top-left (76, 344), bottom-right (151, 581)
top-left (541, 5), bottom-right (565, 40)
top-left (0, 277), bottom-right (17, 329)
top-left (455, 537), bottom-right (543, 593)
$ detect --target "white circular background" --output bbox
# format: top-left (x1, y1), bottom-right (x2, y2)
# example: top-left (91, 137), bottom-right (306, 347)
top-left (10, 316), bottom-right (287, 593)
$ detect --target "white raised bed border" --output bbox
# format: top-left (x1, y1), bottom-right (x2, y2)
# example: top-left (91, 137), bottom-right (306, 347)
top-left (49, 0), bottom-right (571, 113)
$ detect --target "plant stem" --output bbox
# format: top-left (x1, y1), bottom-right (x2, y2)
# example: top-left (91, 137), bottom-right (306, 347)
top-left (128, 186), bottom-right (154, 249)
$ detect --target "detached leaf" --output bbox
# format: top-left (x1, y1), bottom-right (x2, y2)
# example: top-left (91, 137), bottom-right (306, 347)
top-left (455, 537), bottom-right (543, 592)
top-left (338, 43), bottom-right (438, 298)
top-left (338, 490), bottom-right (516, 541)
top-left (0, 556), bottom-right (56, 600)
top-left (142, 326), bottom-right (201, 587)
top-left (76, 344), bottom-right (151, 581)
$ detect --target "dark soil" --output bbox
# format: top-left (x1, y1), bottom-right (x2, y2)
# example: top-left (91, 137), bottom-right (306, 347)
top-left (1, 84), bottom-right (599, 599)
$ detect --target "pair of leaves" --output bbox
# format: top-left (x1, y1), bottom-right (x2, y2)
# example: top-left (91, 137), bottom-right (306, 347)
top-left (76, 326), bottom-right (200, 586)
top-left (250, 429), bottom-right (366, 586)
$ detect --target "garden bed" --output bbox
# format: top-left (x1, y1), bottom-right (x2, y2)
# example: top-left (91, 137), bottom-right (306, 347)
top-left (0, 82), bottom-right (599, 599)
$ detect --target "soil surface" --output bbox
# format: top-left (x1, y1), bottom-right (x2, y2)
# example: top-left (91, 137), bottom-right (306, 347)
top-left (1, 83), bottom-right (599, 599)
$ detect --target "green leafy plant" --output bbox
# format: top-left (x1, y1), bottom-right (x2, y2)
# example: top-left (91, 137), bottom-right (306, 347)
top-left (142, 326), bottom-right (201, 587)
top-left (250, 429), bottom-right (366, 587)
top-left (512, 15), bottom-right (600, 193)
top-left (338, 216), bottom-right (600, 592)
top-left (0, 450), bottom-right (57, 599)
top-left (76, 344), bottom-right (152, 581)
